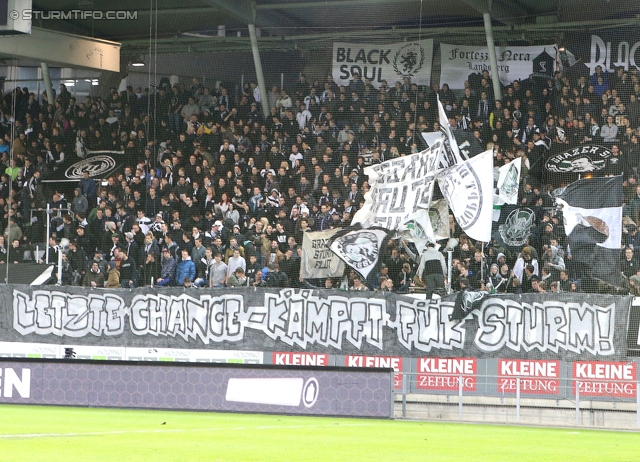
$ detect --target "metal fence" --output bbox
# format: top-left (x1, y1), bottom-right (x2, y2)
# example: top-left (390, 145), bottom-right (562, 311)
top-left (395, 373), bottom-right (640, 429)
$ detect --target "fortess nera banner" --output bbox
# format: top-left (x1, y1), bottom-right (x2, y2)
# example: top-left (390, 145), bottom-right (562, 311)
top-left (5, 285), bottom-right (633, 361)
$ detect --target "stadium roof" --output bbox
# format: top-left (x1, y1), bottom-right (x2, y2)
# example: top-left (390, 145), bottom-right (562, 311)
top-left (28, 0), bottom-right (640, 56)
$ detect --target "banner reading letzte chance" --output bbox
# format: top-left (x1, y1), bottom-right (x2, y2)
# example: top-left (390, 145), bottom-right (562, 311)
top-left (5, 285), bottom-right (632, 361)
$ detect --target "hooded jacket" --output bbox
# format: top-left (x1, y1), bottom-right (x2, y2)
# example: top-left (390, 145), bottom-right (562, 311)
top-left (542, 246), bottom-right (565, 272)
top-left (83, 267), bottom-right (105, 287)
top-left (160, 256), bottom-right (177, 281)
top-left (71, 189), bottom-right (89, 215)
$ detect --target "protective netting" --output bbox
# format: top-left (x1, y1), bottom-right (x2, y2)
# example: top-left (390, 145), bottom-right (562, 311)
top-left (0, 2), bottom-right (639, 303)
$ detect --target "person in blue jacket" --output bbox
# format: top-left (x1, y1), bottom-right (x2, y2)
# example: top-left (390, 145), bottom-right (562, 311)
top-left (175, 249), bottom-right (196, 286)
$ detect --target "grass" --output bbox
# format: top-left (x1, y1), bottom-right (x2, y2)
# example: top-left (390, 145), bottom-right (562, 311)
top-left (0, 405), bottom-right (638, 461)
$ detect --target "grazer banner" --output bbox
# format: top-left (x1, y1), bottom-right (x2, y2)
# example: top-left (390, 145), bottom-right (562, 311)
top-left (299, 229), bottom-right (346, 279)
top-left (439, 43), bottom-right (556, 89)
top-left (4, 285), bottom-right (633, 360)
top-left (332, 39), bottom-right (433, 88)
top-left (0, 359), bottom-right (393, 418)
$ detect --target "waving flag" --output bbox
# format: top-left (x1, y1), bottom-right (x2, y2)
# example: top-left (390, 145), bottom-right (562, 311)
top-left (554, 176), bottom-right (623, 287)
top-left (438, 149), bottom-right (494, 242)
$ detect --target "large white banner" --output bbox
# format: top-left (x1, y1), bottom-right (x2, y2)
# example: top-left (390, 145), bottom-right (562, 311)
top-left (439, 43), bottom-right (556, 89)
top-left (300, 229), bottom-right (346, 279)
top-left (352, 140), bottom-right (442, 230)
top-left (332, 39), bottom-right (434, 88)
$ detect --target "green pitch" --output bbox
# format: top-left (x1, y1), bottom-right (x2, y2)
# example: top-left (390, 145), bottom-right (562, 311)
top-left (0, 405), bottom-right (638, 461)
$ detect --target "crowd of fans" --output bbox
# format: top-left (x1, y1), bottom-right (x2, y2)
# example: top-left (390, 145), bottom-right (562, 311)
top-left (0, 62), bottom-right (639, 295)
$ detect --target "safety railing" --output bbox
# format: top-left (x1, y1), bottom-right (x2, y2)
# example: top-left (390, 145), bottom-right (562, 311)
top-left (395, 372), bottom-right (640, 429)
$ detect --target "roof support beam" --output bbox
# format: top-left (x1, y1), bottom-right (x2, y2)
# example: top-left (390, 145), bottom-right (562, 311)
top-left (459, 0), bottom-right (533, 25)
top-left (0, 27), bottom-right (120, 72)
top-left (257, 0), bottom-right (411, 9)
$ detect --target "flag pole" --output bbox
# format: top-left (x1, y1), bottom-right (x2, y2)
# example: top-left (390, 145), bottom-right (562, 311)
top-left (481, 242), bottom-right (485, 284)
top-left (447, 249), bottom-right (453, 294)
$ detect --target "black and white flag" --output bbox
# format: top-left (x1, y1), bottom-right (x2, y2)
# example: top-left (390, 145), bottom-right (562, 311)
top-left (328, 226), bottom-right (392, 279)
top-left (554, 176), bottom-right (623, 286)
top-left (42, 152), bottom-right (124, 183)
top-left (450, 289), bottom-right (489, 321)
top-left (429, 199), bottom-right (450, 241)
top-left (498, 207), bottom-right (536, 248)
top-left (352, 140), bottom-right (441, 230)
top-left (437, 95), bottom-right (466, 168)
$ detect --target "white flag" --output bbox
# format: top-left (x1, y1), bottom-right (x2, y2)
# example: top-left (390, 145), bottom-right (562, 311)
top-left (421, 131), bottom-right (443, 148)
top-left (352, 140), bottom-right (442, 230)
top-left (438, 149), bottom-right (494, 242)
top-left (437, 95), bottom-right (465, 168)
top-left (497, 158), bottom-right (522, 205)
top-left (429, 199), bottom-right (450, 241)
top-left (299, 229), bottom-right (346, 279)
top-left (398, 208), bottom-right (435, 254)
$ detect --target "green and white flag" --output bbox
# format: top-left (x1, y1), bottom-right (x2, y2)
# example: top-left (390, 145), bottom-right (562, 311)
top-left (497, 158), bottom-right (521, 205)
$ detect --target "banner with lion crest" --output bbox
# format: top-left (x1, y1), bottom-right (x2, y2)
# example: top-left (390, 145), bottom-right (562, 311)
top-left (332, 39), bottom-right (433, 89)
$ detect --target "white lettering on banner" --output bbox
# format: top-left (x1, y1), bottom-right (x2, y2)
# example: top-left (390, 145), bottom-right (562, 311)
top-left (11, 290), bottom-right (623, 357)
top-left (572, 361), bottom-right (637, 398)
top-left (475, 299), bottom-right (615, 355)
top-left (273, 352), bottom-right (328, 366)
top-left (392, 299), bottom-right (465, 352)
top-left (352, 141), bottom-right (442, 230)
top-left (574, 362), bottom-right (634, 380)
top-left (419, 358), bottom-right (474, 374)
top-left (587, 34), bottom-right (640, 74)
top-left (332, 40), bottom-right (433, 89)
top-left (500, 360), bottom-right (558, 377)
top-left (498, 359), bottom-right (560, 395)
top-left (345, 355), bottom-right (403, 389)
top-left (498, 378), bottom-right (558, 393)
top-left (416, 357), bottom-right (477, 391)
top-left (130, 293), bottom-right (244, 342)
top-left (13, 290), bottom-right (126, 337)
top-left (0, 368), bottom-right (31, 398)
top-left (439, 43), bottom-right (555, 89)
top-left (246, 291), bottom-right (386, 350)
